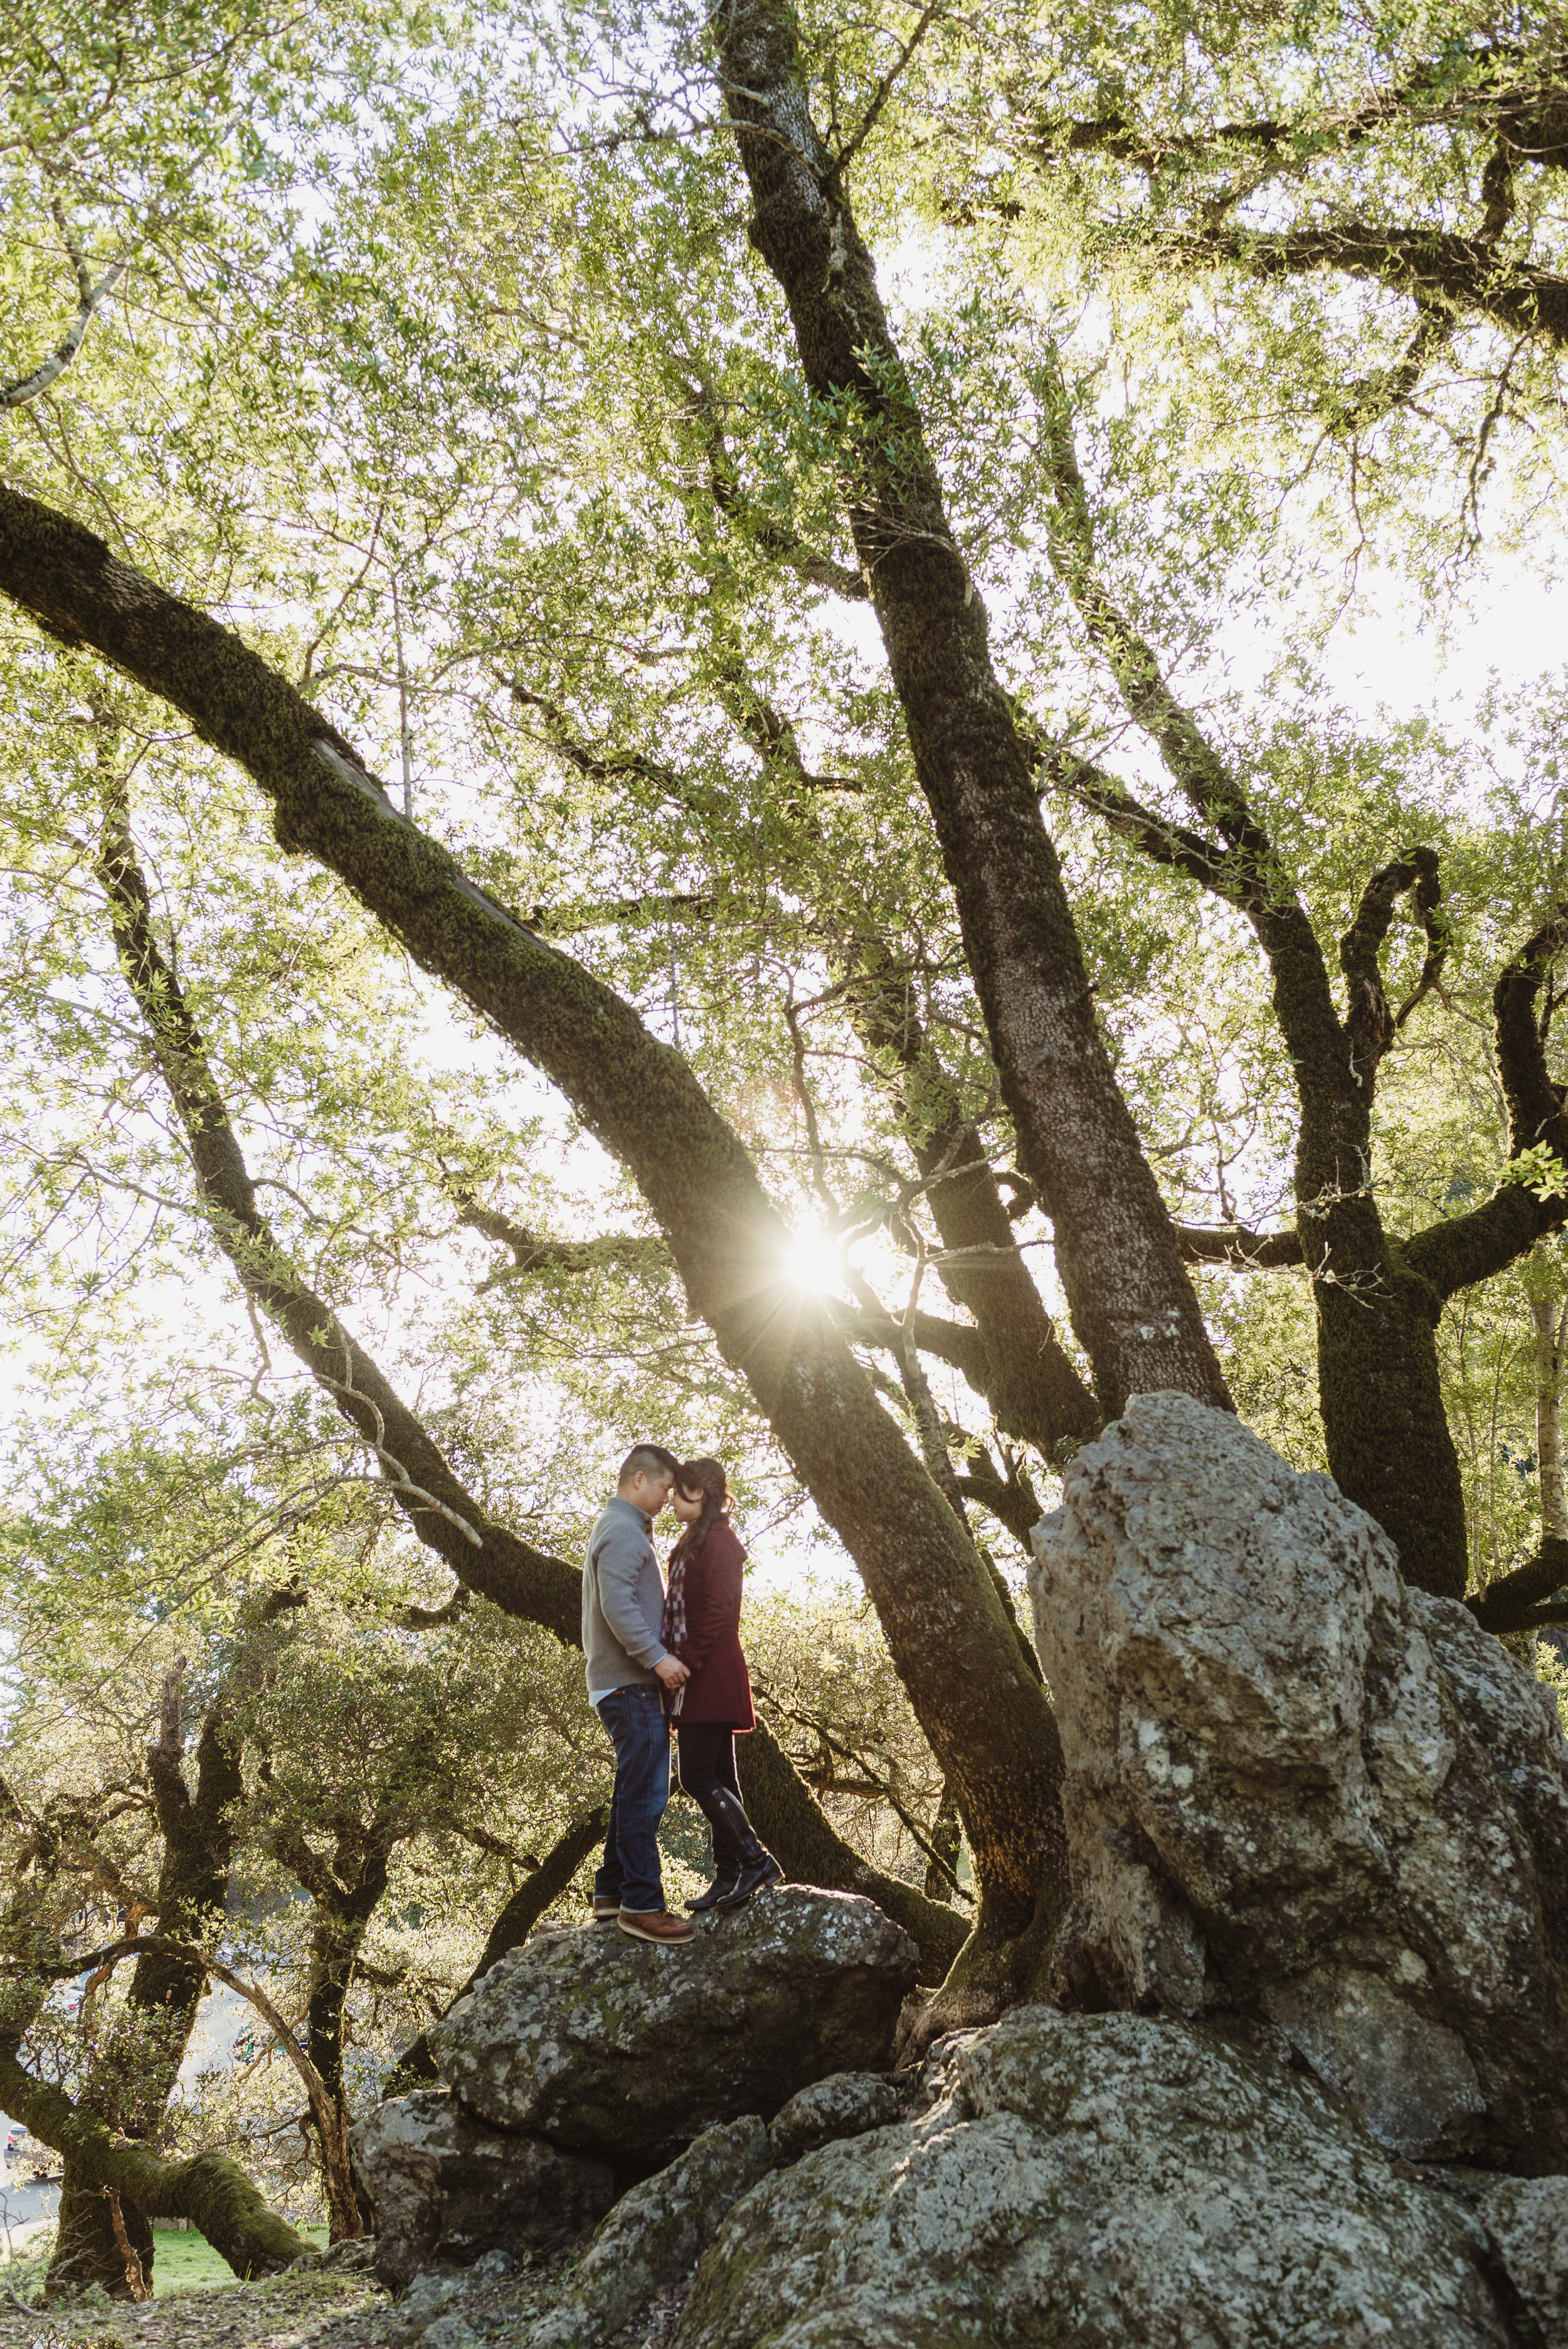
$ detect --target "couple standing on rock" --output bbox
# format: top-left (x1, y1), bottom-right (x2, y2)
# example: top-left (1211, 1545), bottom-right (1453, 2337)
top-left (583, 1445), bottom-right (783, 1946)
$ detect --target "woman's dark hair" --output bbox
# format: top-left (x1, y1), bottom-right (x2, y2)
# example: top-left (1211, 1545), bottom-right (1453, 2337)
top-left (672, 1456), bottom-right (730, 1562)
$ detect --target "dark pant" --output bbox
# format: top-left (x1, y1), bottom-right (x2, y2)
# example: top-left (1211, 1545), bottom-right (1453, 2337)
top-left (677, 1723), bottom-right (760, 1874)
top-left (675, 1722), bottom-right (741, 1809)
top-left (595, 1684), bottom-right (671, 1914)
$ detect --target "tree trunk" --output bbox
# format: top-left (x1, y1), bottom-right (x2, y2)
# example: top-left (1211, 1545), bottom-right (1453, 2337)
top-left (706, 0), bottom-right (1227, 1421)
top-left (848, 948), bottom-right (1099, 1453)
top-left (0, 2042), bottom-right (311, 2280)
top-left (265, 1812), bottom-right (392, 2240)
top-left (46, 1671), bottom-right (242, 2299)
top-left (1532, 1291), bottom-right (1568, 1541)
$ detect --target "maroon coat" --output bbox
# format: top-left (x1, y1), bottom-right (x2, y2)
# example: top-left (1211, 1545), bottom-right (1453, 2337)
top-left (667, 1522), bottom-right (755, 1731)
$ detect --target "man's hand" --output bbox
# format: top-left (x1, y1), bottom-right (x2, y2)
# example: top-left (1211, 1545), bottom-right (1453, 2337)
top-left (654, 1655), bottom-right (689, 1691)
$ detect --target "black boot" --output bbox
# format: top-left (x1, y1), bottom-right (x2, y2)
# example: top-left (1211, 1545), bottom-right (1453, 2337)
top-left (686, 1781), bottom-right (748, 1913)
top-left (686, 1869), bottom-right (739, 1915)
top-left (706, 1786), bottom-right (784, 1911)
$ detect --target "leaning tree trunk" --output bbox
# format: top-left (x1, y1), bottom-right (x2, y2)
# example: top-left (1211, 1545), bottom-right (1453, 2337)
top-left (846, 945), bottom-right (1100, 1456)
top-left (47, 1673), bottom-right (242, 2300)
top-left (706, 0), bottom-right (1228, 1423)
top-left (0, 2042), bottom-right (311, 2281)
top-left (54, 669), bottom-right (1057, 2000)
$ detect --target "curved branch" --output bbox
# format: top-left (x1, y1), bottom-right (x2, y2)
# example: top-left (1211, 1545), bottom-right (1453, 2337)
top-left (1, 245), bottom-right (128, 409)
top-left (1404, 904), bottom-right (1568, 1300)
top-left (1465, 1534), bottom-right (1568, 1631)
top-left (1168, 222), bottom-right (1568, 349)
top-left (1339, 845), bottom-right (1444, 1073)
top-left (95, 790), bottom-right (583, 1641)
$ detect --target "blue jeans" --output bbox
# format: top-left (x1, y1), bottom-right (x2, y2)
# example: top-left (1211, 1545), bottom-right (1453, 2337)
top-left (594, 1684), bottom-right (671, 1914)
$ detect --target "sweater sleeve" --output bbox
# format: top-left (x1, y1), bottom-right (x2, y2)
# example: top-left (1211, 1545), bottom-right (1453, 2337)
top-left (594, 1516), bottom-right (668, 1671)
top-left (675, 1525), bottom-right (744, 1673)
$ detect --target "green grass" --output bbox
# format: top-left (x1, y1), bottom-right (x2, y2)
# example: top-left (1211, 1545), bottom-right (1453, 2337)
top-left (151, 2224), bottom-right (328, 2293)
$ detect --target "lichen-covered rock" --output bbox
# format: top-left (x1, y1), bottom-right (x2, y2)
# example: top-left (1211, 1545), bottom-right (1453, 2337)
top-left (768, 2074), bottom-right (899, 2168)
top-left (528, 2118), bottom-right (770, 2349)
top-left (432, 1889), bottom-right (917, 2163)
top-left (1476, 2176), bottom-right (1568, 2347)
top-left (1028, 1391), bottom-right (1568, 2170)
top-left (676, 2008), bottom-right (1516, 2349)
top-left (351, 2086), bottom-right (618, 2288)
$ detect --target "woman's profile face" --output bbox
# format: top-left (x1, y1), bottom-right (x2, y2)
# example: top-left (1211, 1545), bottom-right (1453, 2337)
top-left (669, 1483), bottom-right (704, 1524)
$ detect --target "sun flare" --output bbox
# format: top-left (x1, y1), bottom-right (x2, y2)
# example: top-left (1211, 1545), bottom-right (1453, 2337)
top-left (785, 1226), bottom-right (842, 1293)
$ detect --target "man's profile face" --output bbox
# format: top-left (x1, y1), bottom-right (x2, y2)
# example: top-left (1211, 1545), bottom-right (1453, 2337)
top-left (626, 1466), bottom-right (675, 1518)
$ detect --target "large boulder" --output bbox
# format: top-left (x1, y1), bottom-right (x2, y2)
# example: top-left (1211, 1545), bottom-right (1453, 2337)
top-left (676, 2007), bottom-right (1522, 2349)
top-left (351, 2086), bottom-right (618, 2288)
top-left (1028, 1391), bottom-right (1568, 2170)
top-left (528, 2117), bottom-right (770, 2349)
top-left (431, 1889), bottom-right (918, 2164)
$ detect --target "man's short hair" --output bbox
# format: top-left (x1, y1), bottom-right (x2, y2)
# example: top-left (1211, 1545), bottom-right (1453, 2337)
top-left (618, 1443), bottom-right (681, 1488)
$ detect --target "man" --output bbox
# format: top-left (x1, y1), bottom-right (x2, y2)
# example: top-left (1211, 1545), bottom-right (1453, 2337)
top-left (583, 1445), bottom-right (694, 1945)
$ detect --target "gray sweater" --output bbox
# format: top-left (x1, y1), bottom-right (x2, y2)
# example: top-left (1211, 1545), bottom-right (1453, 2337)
top-left (583, 1494), bottom-right (669, 1699)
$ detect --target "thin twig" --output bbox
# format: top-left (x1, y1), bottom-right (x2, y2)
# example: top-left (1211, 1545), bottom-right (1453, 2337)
top-left (834, 3), bottom-right (945, 172)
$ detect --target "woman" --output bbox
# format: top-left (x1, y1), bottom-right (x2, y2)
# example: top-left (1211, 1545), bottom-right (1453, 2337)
top-left (662, 1456), bottom-right (783, 1914)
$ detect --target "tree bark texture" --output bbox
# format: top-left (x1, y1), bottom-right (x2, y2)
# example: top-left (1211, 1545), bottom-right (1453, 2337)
top-left (6, 519), bottom-right (1066, 1951)
top-left (708, 0), bottom-right (1229, 1423)
top-left (0, 2041), bottom-right (312, 2279)
top-left (47, 1672), bottom-right (243, 2299)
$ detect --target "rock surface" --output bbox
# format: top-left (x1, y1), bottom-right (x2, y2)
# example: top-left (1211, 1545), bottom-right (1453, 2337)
top-left (1476, 2176), bottom-right (1568, 2348)
top-left (768, 2073), bottom-right (900, 2168)
top-left (432, 1889), bottom-right (917, 2163)
top-left (1028, 1391), bottom-right (1568, 2170)
top-left (528, 2118), bottom-right (769, 2349)
top-left (351, 2086), bottom-right (618, 2288)
top-left (676, 2007), bottom-right (1518, 2349)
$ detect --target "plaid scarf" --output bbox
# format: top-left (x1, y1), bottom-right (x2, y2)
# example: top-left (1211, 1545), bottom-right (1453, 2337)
top-left (661, 1536), bottom-right (691, 1655)
top-left (660, 1534), bottom-right (693, 1716)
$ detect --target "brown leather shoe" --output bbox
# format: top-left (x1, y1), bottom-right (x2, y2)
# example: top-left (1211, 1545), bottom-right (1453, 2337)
top-left (617, 1907), bottom-right (695, 1946)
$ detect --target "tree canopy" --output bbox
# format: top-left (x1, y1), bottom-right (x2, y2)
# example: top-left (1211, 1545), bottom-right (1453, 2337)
top-left (6, 0), bottom-right (1568, 2289)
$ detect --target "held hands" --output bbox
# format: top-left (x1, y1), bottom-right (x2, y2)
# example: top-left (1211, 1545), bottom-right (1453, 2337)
top-left (655, 1654), bottom-right (690, 1691)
